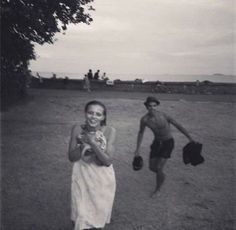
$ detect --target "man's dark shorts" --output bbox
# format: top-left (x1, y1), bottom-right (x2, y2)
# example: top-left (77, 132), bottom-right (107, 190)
top-left (150, 138), bottom-right (175, 159)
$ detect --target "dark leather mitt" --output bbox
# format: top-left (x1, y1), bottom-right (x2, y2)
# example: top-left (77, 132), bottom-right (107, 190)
top-left (132, 156), bottom-right (144, 171)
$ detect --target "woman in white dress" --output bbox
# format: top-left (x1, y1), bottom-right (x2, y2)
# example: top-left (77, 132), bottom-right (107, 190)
top-left (68, 100), bottom-right (116, 230)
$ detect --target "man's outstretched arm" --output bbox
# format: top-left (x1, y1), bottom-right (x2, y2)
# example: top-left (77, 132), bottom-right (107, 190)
top-left (167, 116), bottom-right (194, 142)
top-left (134, 118), bottom-right (146, 156)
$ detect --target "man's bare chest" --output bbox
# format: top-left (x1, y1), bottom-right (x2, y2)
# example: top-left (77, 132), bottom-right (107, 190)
top-left (146, 115), bottom-right (167, 129)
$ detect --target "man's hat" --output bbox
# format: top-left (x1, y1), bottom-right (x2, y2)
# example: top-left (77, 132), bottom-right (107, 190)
top-left (144, 96), bottom-right (160, 107)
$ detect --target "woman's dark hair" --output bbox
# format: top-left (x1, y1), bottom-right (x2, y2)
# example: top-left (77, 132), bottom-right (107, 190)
top-left (85, 100), bottom-right (107, 126)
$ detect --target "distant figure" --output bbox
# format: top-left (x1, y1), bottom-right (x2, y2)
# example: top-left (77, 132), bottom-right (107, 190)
top-left (87, 69), bottom-right (93, 80)
top-left (195, 80), bottom-right (200, 94)
top-left (102, 72), bottom-right (109, 81)
top-left (94, 70), bottom-right (100, 80)
top-left (134, 96), bottom-right (196, 197)
top-left (36, 72), bottom-right (43, 84)
top-left (83, 74), bottom-right (91, 92)
top-left (51, 73), bottom-right (57, 80)
top-left (196, 80), bottom-right (200, 86)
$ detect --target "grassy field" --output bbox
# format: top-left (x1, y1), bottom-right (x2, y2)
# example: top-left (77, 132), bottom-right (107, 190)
top-left (2, 89), bottom-right (236, 230)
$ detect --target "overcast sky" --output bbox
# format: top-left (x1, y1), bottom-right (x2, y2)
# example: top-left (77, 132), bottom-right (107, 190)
top-left (30, 0), bottom-right (235, 77)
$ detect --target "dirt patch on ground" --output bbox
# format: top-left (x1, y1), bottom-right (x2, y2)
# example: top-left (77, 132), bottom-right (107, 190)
top-left (2, 89), bottom-right (235, 230)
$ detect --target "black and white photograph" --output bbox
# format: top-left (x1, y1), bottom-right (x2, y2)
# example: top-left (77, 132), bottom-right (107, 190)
top-left (1, 0), bottom-right (235, 230)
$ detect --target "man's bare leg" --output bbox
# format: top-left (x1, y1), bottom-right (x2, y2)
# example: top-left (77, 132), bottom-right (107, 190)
top-left (149, 157), bottom-right (167, 197)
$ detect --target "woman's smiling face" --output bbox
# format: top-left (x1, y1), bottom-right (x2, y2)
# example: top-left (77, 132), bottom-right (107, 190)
top-left (85, 104), bottom-right (105, 128)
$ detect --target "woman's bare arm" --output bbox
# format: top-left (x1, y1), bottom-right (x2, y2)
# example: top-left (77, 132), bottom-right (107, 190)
top-left (68, 124), bottom-right (83, 162)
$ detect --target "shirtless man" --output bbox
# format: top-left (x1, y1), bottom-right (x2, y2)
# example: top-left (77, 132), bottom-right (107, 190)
top-left (134, 96), bottom-right (195, 197)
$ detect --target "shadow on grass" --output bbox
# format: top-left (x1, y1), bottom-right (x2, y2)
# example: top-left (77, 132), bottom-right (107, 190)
top-left (1, 92), bottom-right (34, 112)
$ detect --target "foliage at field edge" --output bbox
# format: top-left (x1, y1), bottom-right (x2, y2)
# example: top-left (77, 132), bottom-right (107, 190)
top-left (1, 0), bottom-right (94, 74)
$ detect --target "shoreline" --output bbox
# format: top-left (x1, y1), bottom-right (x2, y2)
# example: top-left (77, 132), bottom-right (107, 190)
top-left (30, 77), bottom-right (236, 95)
top-left (32, 71), bottom-right (236, 84)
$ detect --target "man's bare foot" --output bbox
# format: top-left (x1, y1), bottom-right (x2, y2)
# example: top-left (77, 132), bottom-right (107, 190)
top-left (150, 189), bottom-right (160, 198)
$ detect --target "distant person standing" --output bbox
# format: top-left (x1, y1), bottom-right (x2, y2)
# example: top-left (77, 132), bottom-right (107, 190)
top-left (83, 74), bottom-right (91, 92)
top-left (134, 96), bottom-right (195, 197)
top-left (36, 72), bottom-right (43, 85)
top-left (87, 69), bottom-right (93, 80)
top-left (94, 70), bottom-right (100, 80)
top-left (51, 73), bottom-right (57, 79)
top-left (102, 72), bottom-right (108, 81)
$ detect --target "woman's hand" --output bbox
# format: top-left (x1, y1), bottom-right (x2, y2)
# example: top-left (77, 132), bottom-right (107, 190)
top-left (81, 132), bottom-right (96, 145)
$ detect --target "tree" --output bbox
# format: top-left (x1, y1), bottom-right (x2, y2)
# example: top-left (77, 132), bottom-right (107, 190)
top-left (1, 0), bottom-right (94, 73)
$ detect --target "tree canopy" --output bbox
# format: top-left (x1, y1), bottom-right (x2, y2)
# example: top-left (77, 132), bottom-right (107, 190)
top-left (1, 0), bottom-right (94, 73)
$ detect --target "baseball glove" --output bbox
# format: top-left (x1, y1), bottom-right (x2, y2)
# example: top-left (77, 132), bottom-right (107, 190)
top-left (132, 156), bottom-right (143, 171)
